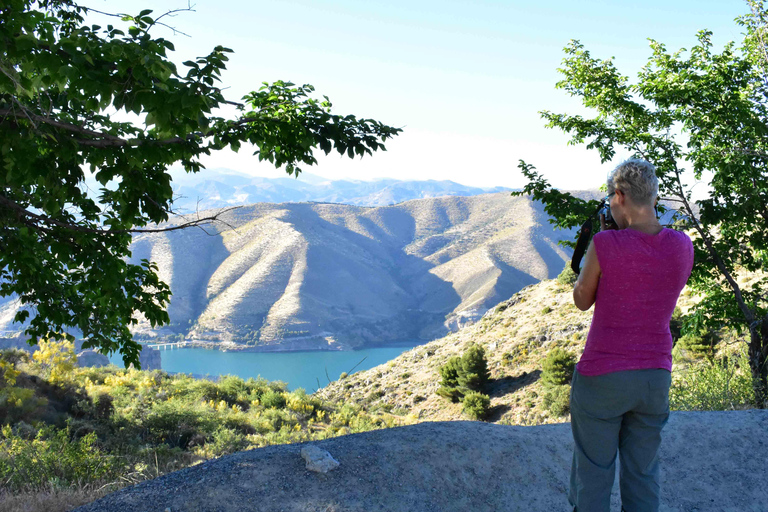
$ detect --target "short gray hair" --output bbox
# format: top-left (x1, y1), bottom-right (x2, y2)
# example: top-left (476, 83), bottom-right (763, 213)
top-left (607, 159), bottom-right (658, 206)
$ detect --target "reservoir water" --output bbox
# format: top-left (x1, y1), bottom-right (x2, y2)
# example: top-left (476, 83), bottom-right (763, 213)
top-left (110, 343), bottom-right (422, 392)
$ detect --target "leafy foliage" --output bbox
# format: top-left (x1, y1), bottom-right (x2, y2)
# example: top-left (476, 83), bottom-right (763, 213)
top-left (436, 356), bottom-right (463, 403)
top-left (457, 344), bottom-right (491, 392)
top-left (675, 330), bottom-right (719, 362)
top-left (0, 1), bottom-right (401, 366)
top-left (540, 348), bottom-right (575, 417)
top-left (514, 7), bottom-right (768, 406)
top-left (0, 424), bottom-right (121, 491)
top-left (32, 338), bottom-right (77, 383)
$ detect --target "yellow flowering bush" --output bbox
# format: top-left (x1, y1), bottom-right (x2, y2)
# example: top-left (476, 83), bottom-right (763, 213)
top-left (32, 338), bottom-right (76, 383)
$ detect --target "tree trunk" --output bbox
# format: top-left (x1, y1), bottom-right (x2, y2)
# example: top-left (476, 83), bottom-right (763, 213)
top-left (749, 318), bottom-right (768, 408)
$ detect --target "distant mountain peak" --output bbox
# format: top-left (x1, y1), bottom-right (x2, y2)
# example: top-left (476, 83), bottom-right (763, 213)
top-left (162, 169), bottom-right (513, 211)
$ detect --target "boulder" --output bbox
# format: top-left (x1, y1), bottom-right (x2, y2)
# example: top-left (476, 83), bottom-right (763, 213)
top-left (77, 349), bottom-right (110, 368)
top-left (300, 445), bottom-right (339, 473)
top-left (139, 345), bottom-right (162, 371)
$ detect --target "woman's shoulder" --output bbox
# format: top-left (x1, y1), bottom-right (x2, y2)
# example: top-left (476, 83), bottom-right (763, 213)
top-left (661, 227), bottom-right (693, 245)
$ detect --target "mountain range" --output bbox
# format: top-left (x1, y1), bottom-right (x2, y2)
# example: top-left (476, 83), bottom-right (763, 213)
top-left (123, 192), bottom-right (574, 349)
top-left (160, 168), bottom-right (512, 210)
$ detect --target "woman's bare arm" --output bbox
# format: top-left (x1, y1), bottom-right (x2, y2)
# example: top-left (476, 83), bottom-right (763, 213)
top-left (573, 240), bottom-right (601, 311)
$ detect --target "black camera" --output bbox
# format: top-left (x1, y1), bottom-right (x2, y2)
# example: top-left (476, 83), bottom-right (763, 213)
top-left (600, 201), bottom-right (618, 230)
top-left (571, 196), bottom-right (616, 275)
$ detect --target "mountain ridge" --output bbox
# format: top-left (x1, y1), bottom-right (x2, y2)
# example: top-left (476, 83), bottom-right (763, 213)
top-left (125, 192), bottom-right (574, 350)
top-left (156, 168), bottom-right (514, 210)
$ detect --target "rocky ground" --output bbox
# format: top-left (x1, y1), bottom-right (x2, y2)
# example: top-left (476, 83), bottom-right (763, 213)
top-left (74, 410), bottom-right (768, 512)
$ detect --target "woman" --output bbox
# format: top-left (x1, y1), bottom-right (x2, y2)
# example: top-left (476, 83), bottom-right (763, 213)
top-left (568, 159), bottom-right (694, 512)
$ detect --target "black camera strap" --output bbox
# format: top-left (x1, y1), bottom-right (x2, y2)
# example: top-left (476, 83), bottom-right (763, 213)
top-left (570, 200), bottom-right (606, 275)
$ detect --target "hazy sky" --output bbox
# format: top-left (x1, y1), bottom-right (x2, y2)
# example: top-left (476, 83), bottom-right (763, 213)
top-left (83, 0), bottom-right (747, 189)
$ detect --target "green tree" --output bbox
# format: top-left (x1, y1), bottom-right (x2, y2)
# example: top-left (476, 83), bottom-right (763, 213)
top-left (513, 4), bottom-right (768, 407)
top-left (436, 344), bottom-right (491, 403)
top-left (457, 343), bottom-right (490, 393)
top-left (0, 1), bottom-right (401, 366)
top-left (436, 356), bottom-right (463, 403)
top-left (540, 348), bottom-right (576, 387)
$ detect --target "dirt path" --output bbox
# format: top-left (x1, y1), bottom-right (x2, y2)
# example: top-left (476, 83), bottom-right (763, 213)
top-left (74, 410), bottom-right (768, 512)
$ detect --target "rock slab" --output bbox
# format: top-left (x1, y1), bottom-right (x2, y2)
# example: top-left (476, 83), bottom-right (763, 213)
top-left (74, 410), bottom-right (768, 512)
top-left (76, 349), bottom-right (110, 368)
top-left (301, 445), bottom-right (340, 473)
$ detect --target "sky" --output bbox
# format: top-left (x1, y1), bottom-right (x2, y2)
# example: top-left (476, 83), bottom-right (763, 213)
top-left (82, 0), bottom-right (748, 189)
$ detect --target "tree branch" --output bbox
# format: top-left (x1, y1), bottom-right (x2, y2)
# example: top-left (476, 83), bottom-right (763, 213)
top-left (667, 162), bottom-right (756, 326)
top-left (0, 108), bottom-right (266, 147)
top-left (0, 193), bottom-right (241, 235)
top-left (84, 5), bottom-right (196, 38)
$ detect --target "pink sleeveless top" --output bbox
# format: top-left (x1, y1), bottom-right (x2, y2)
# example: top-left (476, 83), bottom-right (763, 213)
top-left (577, 227), bottom-right (694, 376)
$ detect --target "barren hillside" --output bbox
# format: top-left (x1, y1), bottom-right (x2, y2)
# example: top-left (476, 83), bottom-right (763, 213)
top-left (121, 192), bottom-right (574, 349)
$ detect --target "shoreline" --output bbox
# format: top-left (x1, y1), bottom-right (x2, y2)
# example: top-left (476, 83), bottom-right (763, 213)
top-left (141, 339), bottom-right (427, 354)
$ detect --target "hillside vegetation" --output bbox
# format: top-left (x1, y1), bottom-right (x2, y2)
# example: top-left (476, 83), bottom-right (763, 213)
top-left (0, 343), bottom-right (414, 511)
top-left (316, 273), bottom-right (757, 424)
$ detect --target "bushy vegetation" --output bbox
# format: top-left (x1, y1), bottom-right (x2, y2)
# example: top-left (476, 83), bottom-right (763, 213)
top-left (462, 391), bottom-right (491, 421)
top-left (0, 345), bottom-right (405, 499)
top-left (436, 344), bottom-right (492, 420)
top-left (674, 330), bottom-right (719, 362)
top-left (436, 344), bottom-right (490, 400)
top-left (541, 348), bottom-right (576, 387)
top-left (540, 348), bottom-right (576, 417)
top-left (670, 346), bottom-right (755, 411)
top-left (556, 265), bottom-right (577, 286)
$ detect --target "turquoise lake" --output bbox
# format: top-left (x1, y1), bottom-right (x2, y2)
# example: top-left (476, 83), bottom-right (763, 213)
top-left (110, 344), bottom-right (422, 391)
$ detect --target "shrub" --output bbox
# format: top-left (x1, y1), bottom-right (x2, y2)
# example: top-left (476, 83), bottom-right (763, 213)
top-left (669, 306), bottom-right (683, 343)
top-left (286, 389), bottom-right (316, 419)
top-left (143, 400), bottom-right (213, 448)
top-left (670, 348), bottom-right (754, 411)
top-left (0, 359), bottom-right (48, 424)
top-left (675, 330), bottom-right (718, 362)
top-left (0, 348), bottom-right (30, 366)
top-left (92, 393), bottom-right (114, 421)
top-left (217, 375), bottom-right (248, 405)
top-left (541, 348), bottom-right (576, 387)
top-left (261, 389), bottom-right (286, 409)
top-left (0, 424), bottom-right (123, 491)
top-left (542, 385), bottom-right (571, 416)
top-left (439, 357), bottom-right (461, 387)
top-left (557, 264), bottom-right (577, 286)
top-left (540, 306), bottom-right (552, 315)
top-left (32, 339), bottom-right (77, 383)
top-left (437, 356), bottom-right (463, 402)
top-left (199, 427), bottom-right (249, 458)
top-left (462, 391), bottom-right (490, 421)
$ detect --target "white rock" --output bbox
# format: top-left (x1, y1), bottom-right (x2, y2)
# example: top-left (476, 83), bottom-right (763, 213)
top-left (300, 445), bottom-right (339, 473)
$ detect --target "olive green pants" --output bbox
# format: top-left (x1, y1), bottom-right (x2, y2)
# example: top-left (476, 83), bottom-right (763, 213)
top-left (569, 367), bottom-right (671, 512)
